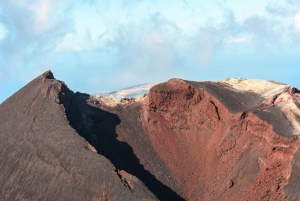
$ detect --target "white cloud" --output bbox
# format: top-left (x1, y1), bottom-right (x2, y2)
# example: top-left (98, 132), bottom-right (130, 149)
top-left (143, 29), bottom-right (165, 49)
top-left (1, 0), bottom-right (300, 102)
top-left (195, 31), bottom-right (215, 63)
top-left (226, 37), bottom-right (251, 43)
top-left (0, 23), bottom-right (7, 41)
top-left (28, 0), bottom-right (52, 34)
top-left (294, 10), bottom-right (300, 35)
top-left (72, 45), bottom-right (83, 51)
top-left (265, 2), bottom-right (289, 16)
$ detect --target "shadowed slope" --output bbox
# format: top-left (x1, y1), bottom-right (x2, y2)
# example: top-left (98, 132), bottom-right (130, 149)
top-left (58, 84), bottom-right (184, 201)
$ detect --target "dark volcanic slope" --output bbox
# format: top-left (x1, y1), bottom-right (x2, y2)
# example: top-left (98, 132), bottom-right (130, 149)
top-left (0, 71), bottom-right (157, 201)
top-left (2, 72), bottom-right (300, 201)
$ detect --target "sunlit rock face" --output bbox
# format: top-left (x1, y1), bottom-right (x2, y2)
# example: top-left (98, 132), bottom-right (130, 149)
top-left (221, 78), bottom-right (288, 97)
top-left (1, 72), bottom-right (300, 201)
top-left (93, 83), bottom-right (159, 101)
top-left (221, 78), bottom-right (300, 135)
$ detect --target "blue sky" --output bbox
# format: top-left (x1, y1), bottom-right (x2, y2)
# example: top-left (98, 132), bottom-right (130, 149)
top-left (0, 0), bottom-right (300, 103)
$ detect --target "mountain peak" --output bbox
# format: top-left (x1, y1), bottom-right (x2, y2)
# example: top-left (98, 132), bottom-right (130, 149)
top-left (42, 70), bottom-right (54, 79)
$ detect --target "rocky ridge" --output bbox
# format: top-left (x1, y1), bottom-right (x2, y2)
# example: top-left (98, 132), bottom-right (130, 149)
top-left (1, 71), bottom-right (300, 200)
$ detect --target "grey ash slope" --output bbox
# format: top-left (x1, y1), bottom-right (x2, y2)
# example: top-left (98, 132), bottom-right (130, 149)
top-left (0, 71), bottom-right (156, 201)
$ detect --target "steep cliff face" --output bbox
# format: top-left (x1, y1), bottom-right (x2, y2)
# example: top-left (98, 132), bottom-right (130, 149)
top-left (137, 79), bottom-right (300, 201)
top-left (1, 71), bottom-right (300, 201)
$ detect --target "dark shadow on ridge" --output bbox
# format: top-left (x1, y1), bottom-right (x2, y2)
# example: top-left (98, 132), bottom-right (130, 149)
top-left (186, 81), bottom-right (296, 137)
top-left (58, 87), bottom-right (185, 201)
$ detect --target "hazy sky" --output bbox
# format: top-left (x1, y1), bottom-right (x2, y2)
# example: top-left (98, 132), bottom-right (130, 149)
top-left (0, 0), bottom-right (300, 103)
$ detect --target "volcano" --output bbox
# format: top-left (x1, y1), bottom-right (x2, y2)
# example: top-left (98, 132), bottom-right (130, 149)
top-left (1, 71), bottom-right (300, 201)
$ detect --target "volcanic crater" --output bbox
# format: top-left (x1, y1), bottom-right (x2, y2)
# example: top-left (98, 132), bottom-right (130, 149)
top-left (0, 71), bottom-right (300, 200)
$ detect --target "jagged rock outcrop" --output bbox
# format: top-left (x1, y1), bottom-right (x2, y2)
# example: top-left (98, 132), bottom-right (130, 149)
top-left (1, 71), bottom-right (300, 201)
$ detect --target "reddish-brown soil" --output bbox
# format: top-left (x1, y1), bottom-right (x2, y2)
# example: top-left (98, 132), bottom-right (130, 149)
top-left (135, 79), bottom-right (300, 200)
top-left (1, 71), bottom-right (300, 201)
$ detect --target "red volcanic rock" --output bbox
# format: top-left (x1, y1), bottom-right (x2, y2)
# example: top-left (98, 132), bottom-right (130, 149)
top-left (1, 72), bottom-right (300, 201)
top-left (87, 143), bottom-right (97, 153)
top-left (136, 79), bottom-right (299, 200)
top-left (113, 78), bottom-right (300, 201)
top-left (117, 170), bottom-right (134, 189)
